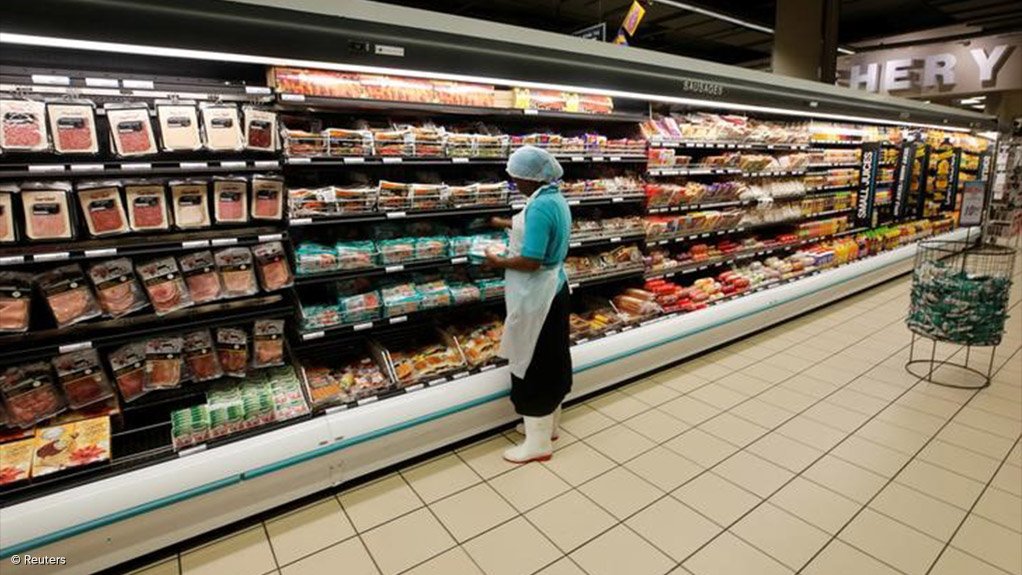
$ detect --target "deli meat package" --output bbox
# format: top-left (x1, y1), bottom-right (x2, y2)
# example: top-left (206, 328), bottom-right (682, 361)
top-left (105, 104), bottom-right (158, 156)
top-left (250, 175), bottom-right (285, 220)
top-left (76, 182), bottom-right (129, 236)
top-left (0, 185), bottom-right (16, 243)
top-left (0, 438), bottom-right (34, 485)
top-left (137, 257), bottom-right (193, 315)
top-left (52, 349), bottom-right (115, 409)
top-left (253, 241), bottom-right (293, 291)
top-left (46, 101), bottom-right (99, 154)
top-left (155, 102), bottom-right (202, 152)
top-left (183, 329), bottom-right (223, 382)
top-left (21, 182), bottom-right (74, 241)
top-left (215, 247), bottom-right (258, 297)
top-left (0, 99), bottom-right (48, 152)
top-left (243, 107), bottom-right (278, 152)
top-left (1, 364), bottom-right (67, 428)
top-left (212, 176), bottom-right (249, 224)
top-left (36, 264), bottom-right (102, 327)
top-left (108, 342), bottom-right (149, 402)
top-left (252, 319), bottom-right (285, 368)
top-left (144, 336), bottom-right (183, 390)
top-left (124, 182), bottom-right (170, 231)
top-left (0, 272), bottom-right (32, 333)
top-left (170, 180), bottom-right (210, 229)
top-left (87, 258), bottom-right (148, 317)
top-left (200, 104), bottom-right (244, 151)
top-left (179, 251), bottom-right (223, 304)
top-left (216, 327), bottom-right (248, 378)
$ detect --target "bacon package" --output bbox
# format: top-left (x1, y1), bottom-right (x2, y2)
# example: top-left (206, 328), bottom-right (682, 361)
top-left (215, 247), bottom-right (258, 298)
top-left (125, 182), bottom-right (170, 231)
top-left (179, 251), bottom-right (223, 304)
top-left (0, 186), bottom-right (16, 243)
top-left (108, 342), bottom-right (149, 402)
top-left (213, 176), bottom-right (249, 224)
top-left (156, 102), bottom-right (202, 151)
top-left (76, 182), bottom-right (129, 236)
top-left (106, 104), bottom-right (157, 156)
top-left (250, 175), bottom-right (284, 220)
top-left (252, 241), bottom-right (293, 291)
top-left (46, 101), bottom-right (99, 154)
top-left (52, 349), bottom-right (115, 409)
top-left (21, 182), bottom-right (74, 241)
top-left (87, 258), bottom-right (148, 318)
top-left (1, 364), bottom-right (67, 428)
top-left (243, 107), bottom-right (278, 152)
top-left (36, 264), bottom-right (102, 327)
top-left (144, 336), bottom-right (183, 390)
top-left (252, 319), bottom-right (285, 368)
top-left (0, 272), bottom-right (33, 333)
top-left (170, 180), bottom-right (210, 229)
top-left (216, 327), bottom-right (249, 378)
top-left (200, 104), bottom-right (244, 151)
top-left (0, 99), bottom-right (48, 152)
top-left (137, 257), bottom-right (193, 315)
top-left (183, 329), bottom-right (223, 382)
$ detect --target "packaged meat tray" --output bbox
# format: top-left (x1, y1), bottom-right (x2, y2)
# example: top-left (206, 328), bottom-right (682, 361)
top-left (47, 101), bottom-right (99, 154)
top-left (252, 319), bottom-right (285, 368)
top-left (409, 184), bottom-right (447, 210)
top-left (294, 242), bottom-right (338, 276)
top-left (52, 349), bottom-right (114, 409)
top-left (283, 129), bottom-right (326, 157)
top-left (446, 318), bottom-right (503, 367)
top-left (179, 251), bottom-right (223, 304)
top-left (76, 182), bottom-right (129, 236)
top-left (325, 128), bottom-right (372, 157)
top-left (407, 126), bottom-right (445, 157)
top-left (300, 355), bottom-right (394, 408)
top-left (183, 329), bottom-right (223, 383)
top-left (333, 240), bottom-right (378, 270)
top-left (448, 282), bottom-right (481, 305)
top-left (200, 104), bottom-right (244, 151)
top-left (155, 102), bottom-right (202, 151)
top-left (36, 264), bottom-right (103, 327)
top-left (87, 258), bottom-right (148, 318)
top-left (106, 104), bottom-right (158, 156)
top-left (337, 290), bottom-right (382, 325)
top-left (108, 342), bottom-right (149, 402)
top-left (0, 437), bottom-right (34, 485)
top-left (137, 257), bottom-right (193, 315)
top-left (21, 182), bottom-right (74, 241)
top-left (381, 283), bottom-right (420, 317)
top-left (0, 186), bottom-right (16, 243)
top-left (376, 237), bottom-right (415, 265)
top-left (124, 182), bottom-right (170, 231)
top-left (253, 241), bottom-right (293, 291)
top-left (31, 416), bottom-right (111, 477)
top-left (215, 247), bottom-right (259, 298)
top-left (415, 236), bottom-right (449, 260)
top-left (216, 327), bottom-right (249, 378)
top-left (0, 272), bottom-right (32, 333)
top-left (418, 280), bottom-right (452, 309)
top-left (373, 129), bottom-right (413, 156)
top-left (170, 180), bottom-right (211, 229)
top-left (378, 181), bottom-right (411, 211)
top-left (212, 176), bottom-right (249, 224)
top-left (1, 363), bottom-right (67, 428)
top-left (144, 336), bottom-right (183, 390)
top-left (243, 107), bottom-right (278, 152)
top-left (251, 175), bottom-right (285, 221)
top-left (385, 336), bottom-right (467, 386)
top-left (0, 99), bottom-right (49, 152)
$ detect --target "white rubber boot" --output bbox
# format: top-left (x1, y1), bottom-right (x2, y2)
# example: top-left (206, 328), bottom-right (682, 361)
top-left (515, 405), bottom-right (561, 440)
top-left (504, 414), bottom-right (555, 464)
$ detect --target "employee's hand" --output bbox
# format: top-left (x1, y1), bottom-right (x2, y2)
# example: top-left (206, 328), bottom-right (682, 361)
top-left (490, 216), bottom-right (512, 230)
top-left (484, 249), bottom-right (504, 269)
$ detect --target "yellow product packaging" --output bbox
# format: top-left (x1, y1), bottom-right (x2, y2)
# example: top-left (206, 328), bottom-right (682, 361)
top-left (0, 437), bottom-right (35, 485)
top-left (32, 416), bottom-right (111, 477)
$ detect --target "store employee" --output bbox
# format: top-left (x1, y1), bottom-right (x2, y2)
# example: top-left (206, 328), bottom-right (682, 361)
top-left (486, 145), bottom-right (572, 464)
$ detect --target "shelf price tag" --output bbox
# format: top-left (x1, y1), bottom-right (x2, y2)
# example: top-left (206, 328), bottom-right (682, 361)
top-left (567, 200), bottom-right (581, 206)
top-left (480, 364), bottom-right (497, 372)
top-left (593, 156), bottom-right (605, 162)
top-left (405, 384), bottom-right (425, 392)
top-left (85, 77), bottom-right (119, 88)
top-left (245, 86), bottom-right (272, 95)
top-left (385, 265), bottom-right (405, 273)
top-left (451, 371), bottom-right (469, 380)
top-left (342, 157), bottom-right (366, 164)
top-left (451, 157), bottom-right (469, 164)
top-left (389, 315), bottom-right (408, 324)
top-left (35, 252), bottom-right (70, 262)
top-left (611, 197), bottom-right (624, 203)
top-left (182, 240), bottom-right (209, 249)
top-left (610, 156), bottom-right (622, 162)
top-left (177, 444), bottom-right (208, 457)
top-left (570, 156), bottom-right (584, 162)
top-left (258, 233), bottom-right (284, 242)
top-left (122, 79), bottom-right (155, 89)
top-left (280, 93), bottom-right (306, 102)
top-left (70, 163), bottom-right (104, 172)
top-left (31, 74), bottom-right (71, 86)
top-left (0, 256), bottom-right (25, 266)
top-left (289, 217), bottom-right (313, 226)
top-left (286, 157), bottom-right (311, 164)
top-left (211, 238), bottom-right (238, 246)
top-left (254, 160), bottom-right (280, 168)
top-left (353, 321), bottom-right (374, 331)
top-left (382, 157), bottom-right (403, 164)
top-left (386, 211), bottom-right (407, 219)
top-left (610, 237), bottom-right (622, 243)
top-left (84, 248), bottom-right (117, 258)
top-left (58, 341), bottom-right (92, 354)
top-left (357, 396), bottom-right (379, 406)
top-left (450, 257), bottom-right (468, 265)
top-left (523, 109), bottom-right (539, 115)
top-left (179, 161), bottom-right (208, 169)
top-left (28, 164), bottom-right (66, 173)
top-left (302, 331), bottom-right (325, 341)
top-left (569, 241), bottom-right (582, 248)
top-left (121, 162), bottom-right (152, 171)
top-left (218, 161), bottom-right (246, 169)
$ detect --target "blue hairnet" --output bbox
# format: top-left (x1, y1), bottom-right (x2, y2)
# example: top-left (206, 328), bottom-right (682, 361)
top-left (506, 145), bottom-right (564, 183)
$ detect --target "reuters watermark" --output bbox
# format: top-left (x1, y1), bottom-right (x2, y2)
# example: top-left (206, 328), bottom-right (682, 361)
top-left (9, 554), bottom-right (67, 567)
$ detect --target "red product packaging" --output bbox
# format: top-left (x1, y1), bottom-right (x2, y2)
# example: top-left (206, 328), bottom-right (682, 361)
top-left (250, 175), bottom-right (284, 220)
top-left (124, 182), bottom-right (170, 231)
top-left (216, 327), bottom-right (248, 378)
top-left (108, 342), bottom-right (149, 402)
top-left (252, 241), bottom-right (293, 291)
top-left (0, 364), bottom-right (67, 428)
top-left (252, 319), bottom-right (285, 368)
top-left (35, 264), bottom-right (103, 328)
top-left (243, 107), bottom-right (277, 152)
top-left (136, 257), bottom-right (194, 315)
top-left (0, 185), bottom-right (16, 243)
top-left (0, 272), bottom-right (32, 333)
top-left (87, 258), bottom-right (148, 318)
top-left (0, 99), bottom-right (48, 152)
top-left (144, 336), bottom-right (183, 390)
top-left (46, 101), bottom-right (99, 154)
top-left (212, 176), bottom-right (249, 224)
top-left (215, 247), bottom-right (258, 298)
top-left (179, 251), bottom-right (223, 304)
top-left (106, 104), bottom-right (157, 156)
top-left (183, 329), bottom-right (223, 382)
top-left (20, 182), bottom-right (75, 241)
top-left (52, 349), bottom-right (115, 409)
top-left (76, 182), bottom-right (129, 236)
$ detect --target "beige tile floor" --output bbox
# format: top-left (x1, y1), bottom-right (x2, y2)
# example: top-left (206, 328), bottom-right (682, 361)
top-left (133, 257), bottom-right (1022, 575)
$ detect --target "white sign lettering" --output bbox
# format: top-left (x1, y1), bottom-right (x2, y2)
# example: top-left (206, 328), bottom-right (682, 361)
top-left (969, 45), bottom-right (1011, 83)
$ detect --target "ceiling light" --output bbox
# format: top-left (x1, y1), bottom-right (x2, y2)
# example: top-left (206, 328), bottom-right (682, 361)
top-left (836, 47), bottom-right (855, 55)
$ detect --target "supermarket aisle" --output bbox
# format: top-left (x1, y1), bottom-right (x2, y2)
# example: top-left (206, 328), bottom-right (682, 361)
top-left (132, 262), bottom-right (1022, 575)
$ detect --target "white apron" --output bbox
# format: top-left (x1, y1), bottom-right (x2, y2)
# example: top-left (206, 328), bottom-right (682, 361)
top-left (498, 190), bottom-right (565, 378)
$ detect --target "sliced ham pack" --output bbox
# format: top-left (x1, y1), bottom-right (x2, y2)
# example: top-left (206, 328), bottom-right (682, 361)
top-left (253, 241), bottom-right (293, 292)
top-left (1, 363), bottom-right (67, 428)
top-left (0, 99), bottom-right (49, 152)
top-left (0, 185), bottom-right (16, 243)
top-left (215, 247), bottom-right (258, 298)
top-left (252, 319), bottom-right (285, 368)
top-left (46, 101), bottom-right (99, 155)
top-left (250, 175), bottom-right (285, 220)
top-left (35, 264), bottom-right (102, 328)
top-left (0, 272), bottom-right (33, 333)
top-left (109, 342), bottom-right (149, 402)
top-left (136, 256), bottom-right (193, 315)
top-left (216, 327), bottom-right (248, 378)
top-left (20, 182), bottom-right (74, 241)
top-left (124, 182), bottom-right (170, 231)
top-left (243, 107), bottom-right (278, 152)
top-left (106, 104), bottom-right (158, 157)
top-left (183, 329), bottom-right (223, 382)
top-left (212, 176), bottom-right (249, 224)
top-left (52, 348), bottom-right (115, 409)
top-left (144, 336), bottom-right (183, 390)
top-left (87, 258), bottom-right (148, 318)
top-left (76, 182), bottom-right (129, 237)
top-left (179, 251), bottom-right (223, 304)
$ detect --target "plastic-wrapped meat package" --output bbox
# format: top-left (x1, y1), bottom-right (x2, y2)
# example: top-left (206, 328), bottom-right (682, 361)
top-left (21, 182), bottom-right (74, 241)
top-left (0, 99), bottom-right (48, 152)
top-left (373, 130), bottom-right (413, 156)
top-left (378, 238), bottom-right (416, 264)
top-left (250, 175), bottom-right (285, 221)
top-left (1, 364), bottom-right (67, 428)
top-left (337, 290), bottom-right (381, 324)
top-left (0, 186), bottom-right (15, 243)
top-left (415, 236), bottom-right (449, 260)
top-left (179, 251), bottom-right (223, 304)
top-left (0, 272), bottom-right (32, 333)
top-left (183, 329), bottom-right (223, 382)
top-left (200, 104), bottom-right (244, 151)
top-left (252, 319), bottom-right (285, 368)
top-left (137, 257), bottom-right (193, 315)
top-left (106, 104), bottom-right (158, 156)
top-left (243, 107), bottom-right (278, 152)
top-left (124, 182), bottom-right (170, 231)
top-left (301, 356), bottom-right (391, 408)
top-left (47, 102), bottom-right (99, 154)
top-left (170, 180), bottom-right (210, 229)
top-left (52, 349), bottom-right (114, 409)
top-left (216, 327), bottom-right (249, 378)
top-left (215, 247), bottom-right (259, 298)
top-left (409, 184), bottom-right (446, 210)
top-left (156, 102), bottom-right (202, 151)
top-left (87, 258), bottom-right (148, 318)
top-left (212, 176), bottom-right (249, 224)
top-left (378, 181), bottom-right (411, 211)
top-left (333, 240), bottom-right (377, 270)
top-left (252, 242), bottom-right (293, 291)
top-left (381, 283), bottom-right (421, 317)
top-left (294, 243), bottom-right (338, 276)
top-left (144, 336), bottom-right (183, 390)
top-left (76, 182), bottom-right (129, 236)
top-left (35, 264), bottom-right (102, 327)
top-left (108, 342), bottom-right (149, 402)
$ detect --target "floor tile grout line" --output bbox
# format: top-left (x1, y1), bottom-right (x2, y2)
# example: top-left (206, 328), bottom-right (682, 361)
top-left (260, 521), bottom-right (283, 572)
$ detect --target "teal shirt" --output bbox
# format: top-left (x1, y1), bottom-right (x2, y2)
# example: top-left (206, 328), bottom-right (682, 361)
top-left (520, 183), bottom-right (572, 285)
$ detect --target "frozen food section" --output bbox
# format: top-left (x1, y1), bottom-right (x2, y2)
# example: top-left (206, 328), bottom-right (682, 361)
top-left (0, 0), bottom-right (995, 572)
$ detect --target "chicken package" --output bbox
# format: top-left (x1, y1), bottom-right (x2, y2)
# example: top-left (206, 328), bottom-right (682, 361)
top-left (183, 329), bottom-right (223, 382)
top-left (1, 364), bottom-right (67, 428)
top-left (250, 175), bottom-right (285, 220)
top-left (252, 319), bottom-right (285, 368)
top-left (0, 99), bottom-right (49, 152)
top-left (0, 272), bottom-right (33, 333)
top-left (76, 182), bottom-right (129, 236)
top-left (21, 182), bottom-right (74, 241)
top-left (216, 327), bottom-right (249, 378)
top-left (108, 342), bottom-right (149, 402)
top-left (52, 349), bottom-right (115, 409)
top-left (106, 104), bottom-right (158, 156)
top-left (36, 264), bottom-right (102, 327)
top-left (144, 336), bottom-right (183, 390)
top-left (155, 101), bottom-right (202, 151)
top-left (170, 180), bottom-right (210, 229)
top-left (212, 176), bottom-right (249, 224)
top-left (215, 247), bottom-right (258, 298)
top-left (124, 182), bottom-right (170, 231)
top-left (47, 101), bottom-right (99, 154)
top-left (137, 257), bottom-right (193, 315)
top-left (243, 107), bottom-right (278, 152)
top-left (87, 258), bottom-right (148, 318)
top-left (200, 104), bottom-right (244, 151)
top-left (179, 251), bottom-right (223, 304)
top-left (252, 241), bottom-right (293, 292)
top-left (0, 186), bottom-right (16, 243)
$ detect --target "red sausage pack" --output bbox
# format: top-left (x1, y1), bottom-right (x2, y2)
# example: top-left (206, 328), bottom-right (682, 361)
top-left (213, 176), bottom-right (249, 224)
top-left (77, 182), bottom-right (129, 237)
top-left (35, 264), bottom-right (102, 328)
top-left (87, 258), bottom-right (148, 318)
top-left (250, 175), bottom-right (285, 220)
top-left (251, 319), bottom-right (285, 368)
top-left (52, 349), bottom-right (115, 409)
top-left (124, 182), bottom-right (170, 231)
top-left (252, 241), bottom-right (293, 291)
top-left (0, 272), bottom-right (32, 333)
top-left (0, 185), bottom-right (16, 243)
top-left (216, 327), bottom-right (248, 378)
top-left (0, 99), bottom-right (49, 152)
top-left (243, 107), bottom-right (277, 152)
top-left (137, 257), bottom-right (193, 315)
top-left (106, 104), bottom-right (157, 156)
top-left (179, 251), bottom-right (223, 304)
top-left (21, 182), bottom-right (74, 241)
top-left (183, 329), bottom-right (223, 383)
top-left (215, 247), bottom-right (258, 298)
top-left (47, 101), bottom-right (99, 155)
top-left (109, 342), bottom-right (149, 402)
top-left (1, 364), bottom-right (67, 428)
top-left (144, 336), bottom-right (183, 390)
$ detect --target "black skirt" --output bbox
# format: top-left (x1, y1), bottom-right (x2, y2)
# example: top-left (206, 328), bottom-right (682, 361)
top-left (510, 283), bottom-right (573, 416)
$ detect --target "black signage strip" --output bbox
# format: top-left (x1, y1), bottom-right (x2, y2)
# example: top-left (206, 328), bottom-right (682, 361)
top-left (891, 142), bottom-right (914, 220)
top-left (942, 148), bottom-right (963, 211)
top-left (856, 143), bottom-right (881, 228)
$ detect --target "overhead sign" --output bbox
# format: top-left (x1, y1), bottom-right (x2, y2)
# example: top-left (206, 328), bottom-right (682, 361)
top-left (573, 23), bottom-right (606, 42)
top-left (836, 32), bottom-right (1021, 97)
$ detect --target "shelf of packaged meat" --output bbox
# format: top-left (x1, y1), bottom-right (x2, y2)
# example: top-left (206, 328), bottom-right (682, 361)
top-left (283, 154), bottom-right (646, 166)
top-left (296, 297), bottom-right (504, 342)
top-left (288, 205), bottom-right (512, 227)
top-left (0, 159), bottom-right (282, 179)
top-left (293, 255), bottom-right (474, 286)
top-left (807, 162), bottom-right (861, 170)
top-left (568, 233), bottom-right (646, 250)
top-left (809, 140), bottom-right (865, 147)
top-left (647, 200), bottom-right (757, 214)
top-left (646, 167), bottom-right (743, 177)
top-left (646, 140), bottom-right (810, 151)
top-left (566, 265), bottom-right (646, 290)
top-left (562, 193), bottom-right (646, 207)
top-left (805, 184), bottom-right (860, 194)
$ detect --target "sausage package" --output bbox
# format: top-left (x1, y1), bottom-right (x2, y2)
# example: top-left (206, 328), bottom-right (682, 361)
top-left (250, 175), bottom-right (284, 220)
top-left (106, 104), bottom-right (158, 156)
top-left (0, 99), bottom-right (49, 152)
top-left (0, 272), bottom-right (33, 333)
top-left (1, 364), bottom-right (67, 428)
top-left (124, 182), bottom-right (170, 231)
top-left (137, 257), bottom-right (193, 315)
top-left (0, 186), bottom-right (16, 243)
top-left (77, 182), bottom-right (129, 236)
top-left (212, 176), bottom-right (249, 224)
top-left (215, 247), bottom-right (258, 298)
top-left (170, 180), bottom-right (210, 229)
top-left (35, 264), bottom-right (102, 327)
top-left (253, 241), bottom-right (293, 291)
top-left (183, 329), bottom-right (223, 382)
top-left (21, 182), bottom-right (74, 241)
top-left (200, 104), bottom-right (243, 151)
top-left (155, 101), bottom-right (202, 152)
top-left (179, 251), bottom-right (223, 304)
top-left (87, 258), bottom-right (148, 318)
top-left (144, 336), bottom-right (183, 390)
top-left (252, 319), bottom-right (285, 368)
top-left (52, 349), bottom-right (115, 409)
top-left (47, 101), bottom-right (99, 154)
top-left (243, 107), bottom-right (277, 152)
top-left (216, 327), bottom-right (248, 378)
top-left (109, 342), bottom-right (149, 402)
